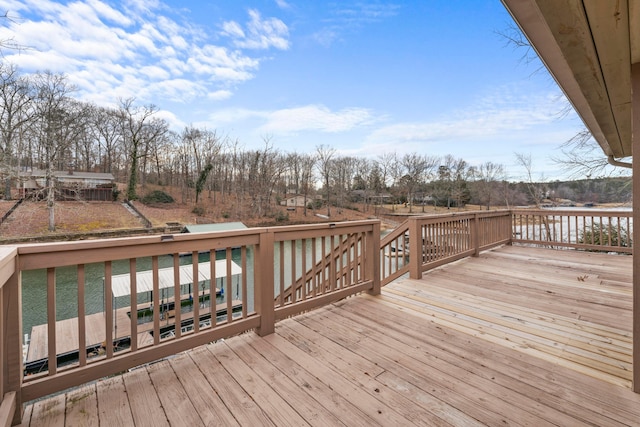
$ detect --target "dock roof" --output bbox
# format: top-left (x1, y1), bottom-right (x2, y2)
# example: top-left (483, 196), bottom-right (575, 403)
top-left (110, 260), bottom-right (242, 298)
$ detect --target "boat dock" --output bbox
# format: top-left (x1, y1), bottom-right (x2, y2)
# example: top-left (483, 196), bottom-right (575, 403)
top-left (25, 259), bottom-right (244, 373)
top-left (26, 299), bottom-right (243, 370)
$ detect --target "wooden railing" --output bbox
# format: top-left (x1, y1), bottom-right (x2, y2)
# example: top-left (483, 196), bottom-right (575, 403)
top-left (380, 220), bottom-right (410, 286)
top-left (511, 209), bottom-right (633, 253)
top-left (405, 211), bottom-right (512, 280)
top-left (379, 211), bottom-right (512, 284)
top-left (0, 209), bottom-right (632, 424)
top-left (0, 220), bottom-right (379, 424)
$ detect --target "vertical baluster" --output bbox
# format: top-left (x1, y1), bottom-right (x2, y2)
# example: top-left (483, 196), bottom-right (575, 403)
top-left (330, 235), bottom-right (337, 292)
top-left (192, 252), bottom-right (199, 334)
top-left (173, 255), bottom-right (181, 339)
top-left (46, 268), bottom-right (56, 375)
top-left (104, 261), bottom-right (113, 359)
top-left (598, 216), bottom-right (603, 246)
top-left (279, 241), bottom-right (285, 306)
top-left (129, 259), bottom-right (137, 351)
top-left (345, 233), bottom-right (350, 286)
top-left (77, 264), bottom-right (86, 367)
top-left (301, 239), bottom-right (307, 300)
top-left (335, 235), bottom-right (341, 290)
top-left (359, 231), bottom-right (365, 283)
top-left (617, 216), bottom-right (622, 248)
top-left (311, 237), bottom-right (320, 297)
top-left (152, 256), bottom-right (160, 346)
top-left (291, 240), bottom-right (297, 303)
top-left (210, 254), bottom-right (217, 327)
top-left (226, 249), bottom-right (233, 323)
top-left (311, 237), bottom-right (318, 298)
top-left (241, 246), bottom-right (247, 318)
top-left (321, 236), bottom-right (327, 294)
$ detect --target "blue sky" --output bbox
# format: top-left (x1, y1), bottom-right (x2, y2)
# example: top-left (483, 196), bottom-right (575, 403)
top-left (0, 0), bottom-right (604, 180)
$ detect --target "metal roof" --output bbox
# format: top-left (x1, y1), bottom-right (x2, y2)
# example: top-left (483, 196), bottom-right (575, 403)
top-left (183, 222), bottom-right (248, 233)
top-left (110, 260), bottom-right (242, 298)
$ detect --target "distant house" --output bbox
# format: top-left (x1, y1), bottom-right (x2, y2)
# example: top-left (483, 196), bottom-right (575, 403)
top-left (280, 195), bottom-right (308, 208)
top-left (18, 169), bottom-right (116, 201)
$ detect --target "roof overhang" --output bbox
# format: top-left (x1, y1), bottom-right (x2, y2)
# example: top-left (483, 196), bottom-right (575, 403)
top-left (501, 0), bottom-right (640, 159)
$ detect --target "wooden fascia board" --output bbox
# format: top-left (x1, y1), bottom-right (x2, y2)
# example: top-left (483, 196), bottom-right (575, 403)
top-left (502, 0), bottom-right (622, 157)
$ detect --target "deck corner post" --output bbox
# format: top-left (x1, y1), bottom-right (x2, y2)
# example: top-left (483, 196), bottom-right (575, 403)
top-left (507, 210), bottom-right (514, 246)
top-left (471, 213), bottom-right (480, 257)
top-left (408, 217), bottom-right (422, 280)
top-left (255, 230), bottom-right (275, 337)
top-left (367, 221), bottom-right (381, 295)
top-left (632, 61), bottom-right (640, 393)
top-left (1, 258), bottom-right (23, 425)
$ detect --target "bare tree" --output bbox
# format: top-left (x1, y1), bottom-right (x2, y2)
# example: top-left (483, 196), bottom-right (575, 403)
top-left (514, 153), bottom-right (546, 207)
top-left (31, 71), bottom-right (78, 230)
top-left (0, 63), bottom-right (34, 199)
top-left (117, 98), bottom-right (161, 200)
top-left (332, 156), bottom-right (357, 213)
top-left (316, 144), bottom-right (335, 217)
top-left (400, 153), bottom-right (437, 213)
top-left (299, 153), bottom-right (316, 216)
top-left (472, 161), bottom-right (505, 210)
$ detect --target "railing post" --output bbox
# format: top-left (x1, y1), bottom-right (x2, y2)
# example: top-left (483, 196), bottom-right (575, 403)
top-left (471, 213), bottom-right (480, 257)
top-left (507, 211), bottom-right (514, 245)
top-left (0, 248), bottom-right (22, 425)
top-left (409, 217), bottom-right (422, 280)
top-left (255, 230), bottom-right (275, 337)
top-left (367, 221), bottom-right (381, 295)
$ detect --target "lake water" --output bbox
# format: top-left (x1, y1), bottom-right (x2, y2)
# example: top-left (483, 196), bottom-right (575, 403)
top-left (21, 248), bottom-right (252, 337)
top-left (20, 238), bottom-right (332, 338)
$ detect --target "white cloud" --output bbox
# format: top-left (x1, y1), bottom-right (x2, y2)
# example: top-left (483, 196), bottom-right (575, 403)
top-left (207, 90), bottom-right (234, 101)
top-left (274, 0), bottom-right (291, 10)
top-left (366, 88), bottom-right (566, 147)
top-left (221, 21), bottom-right (245, 39)
top-left (209, 104), bottom-right (375, 134)
top-left (222, 9), bottom-right (289, 50)
top-left (262, 105), bottom-right (373, 133)
top-left (2, 0), bottom-right (289, 107)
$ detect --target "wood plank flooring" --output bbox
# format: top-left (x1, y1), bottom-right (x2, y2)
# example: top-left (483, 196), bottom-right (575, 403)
top-left (22, 246), bottom-right (640, 426)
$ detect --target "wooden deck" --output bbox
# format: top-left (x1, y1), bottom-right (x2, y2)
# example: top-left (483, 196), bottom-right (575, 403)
top-left (22, 245), bottom-right (640, 426)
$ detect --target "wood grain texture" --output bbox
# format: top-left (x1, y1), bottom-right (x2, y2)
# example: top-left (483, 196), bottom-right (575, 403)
top-left (24, 246), bottom-right (640, 426)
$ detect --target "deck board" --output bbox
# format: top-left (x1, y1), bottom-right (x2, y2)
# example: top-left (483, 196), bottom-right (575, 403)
top-left (24, 246), bottom-right (640, 426)
top-left (64, 384), bottom-right (98, 427)
top-left (122, 366), bottom-right (168, 427)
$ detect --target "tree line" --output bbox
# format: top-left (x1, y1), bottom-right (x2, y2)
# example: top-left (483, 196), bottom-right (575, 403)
top-left (0, 65), bottom-right (630, 229)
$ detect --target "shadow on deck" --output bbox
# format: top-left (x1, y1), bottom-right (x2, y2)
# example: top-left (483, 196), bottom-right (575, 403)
top-left (23, 245), bottom-right (640, 426)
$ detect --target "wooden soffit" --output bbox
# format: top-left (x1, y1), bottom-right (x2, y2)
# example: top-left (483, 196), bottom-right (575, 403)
top-left (501, 0), bottom-right (640, 159)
